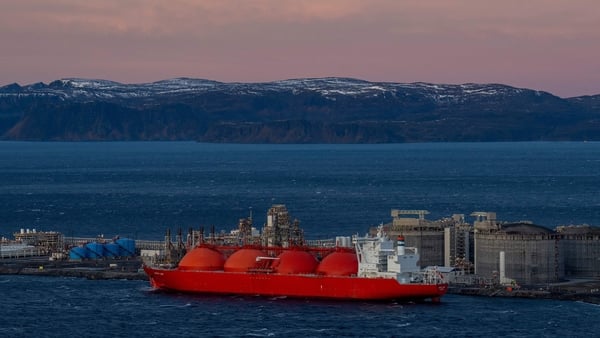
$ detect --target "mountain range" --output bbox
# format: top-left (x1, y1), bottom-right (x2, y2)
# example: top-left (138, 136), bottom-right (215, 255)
top-left (1, 77), bottom-right (599, 143)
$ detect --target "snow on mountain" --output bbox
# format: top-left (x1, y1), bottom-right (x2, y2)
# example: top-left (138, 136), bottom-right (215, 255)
top-left (1, 76), bottom-right (596, 143)
top-left (0, 77), bottom-right (543, 104)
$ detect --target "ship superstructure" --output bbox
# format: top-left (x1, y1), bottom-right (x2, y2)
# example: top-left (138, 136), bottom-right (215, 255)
top-left (356, 226), bottom-right (421, 278)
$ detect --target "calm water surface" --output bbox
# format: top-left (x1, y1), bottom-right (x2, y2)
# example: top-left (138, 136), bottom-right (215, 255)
top-left (1, 141), bottom-right (599, 336)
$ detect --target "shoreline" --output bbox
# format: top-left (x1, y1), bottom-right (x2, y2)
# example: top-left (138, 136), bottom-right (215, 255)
top-left (0, 256), bottom-right (148, 281)
top-left (2, 257), bottom-right (599, 304)
top-left (447, 285), bottom-right (600, 305)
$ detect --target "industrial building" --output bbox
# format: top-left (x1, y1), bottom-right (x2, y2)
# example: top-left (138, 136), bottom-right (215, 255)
top-left (444, 215), bottom-right (474, 273)
top-left (380, 209), bottom-right (600, 285)
top-left (380, 210), bottom-right (471, 268)
top-left (6, 206), bottom-right (600, 286)
top-left (261, 204), bottom-right (304, 247)
top-left (380, 209), bottom-right (444, 268)
top-left (13, 229), bottom-right (64, 254)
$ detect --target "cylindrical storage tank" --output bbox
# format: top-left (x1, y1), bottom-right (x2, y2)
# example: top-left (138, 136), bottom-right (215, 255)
top-left (116, 238), bottom-right (136, 257)
top-left (178, 246), bottom-right (225, 271)
top-left (343, 237), bottom-right (352, 247)
top-left (274, 250), bottom-right (318, 274)
top-left (69, 246), bottom-right (88, 260)
top-left (224, 248), bottom-right (266, 272)
top-left (402, 231), bottom-right (445, 267)
top-left (104, 243), bottom-right (120, 258)
top-left (86, 242), bottom-right (104, 259)
top-left (316, 251), bottom-right (358, 276)
top-left (336, 236), bottom-right (352, 248)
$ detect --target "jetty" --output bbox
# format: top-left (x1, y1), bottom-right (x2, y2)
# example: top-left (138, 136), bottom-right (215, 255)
top-left (0, 256), bottom-right (147, 280)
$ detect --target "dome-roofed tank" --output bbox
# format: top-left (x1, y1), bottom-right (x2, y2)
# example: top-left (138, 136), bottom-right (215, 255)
top-left (316, 251), bottom-right (358, 276)
top-left (274, 250), bottom-right (318, 274)
top-left (178, 246), bottom-right (225, 271)
top-left (224, 248), bottom-right (266, 272)
top-left (115, 238), bottom-right (135, 257)
top-left (104, 243), bottom-right (120, 258)
top-left (69, 246), bottom-right (88, 260)
top-left (85, 242), bottom-right (104, 259)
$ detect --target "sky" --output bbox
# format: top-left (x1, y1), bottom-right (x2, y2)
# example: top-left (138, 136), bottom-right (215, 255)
top-left (1, 0), bottom-right (599, 97)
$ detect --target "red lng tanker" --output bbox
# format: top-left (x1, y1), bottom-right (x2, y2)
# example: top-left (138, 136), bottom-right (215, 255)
top-left (144, 226), bottom-right (448, 302)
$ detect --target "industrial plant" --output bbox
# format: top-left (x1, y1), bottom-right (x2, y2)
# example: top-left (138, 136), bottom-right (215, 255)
top-left (2, 205), bottom-right (600, 290)
top-left (378, 209), bottom-right (600, 285)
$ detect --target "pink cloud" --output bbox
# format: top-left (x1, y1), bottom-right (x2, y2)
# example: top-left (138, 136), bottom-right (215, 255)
top-left (1, 0), bottom-right (599, 97)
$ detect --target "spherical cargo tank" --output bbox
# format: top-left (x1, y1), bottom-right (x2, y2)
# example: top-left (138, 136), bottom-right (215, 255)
top-left (178, 246), bottom-right (225, 271)
top-left (273, 250), bottom-right (318, 274)
top-left (224, 248), bottom-right (266, 272)
top-left (316, 251), bottom-right (358, 276)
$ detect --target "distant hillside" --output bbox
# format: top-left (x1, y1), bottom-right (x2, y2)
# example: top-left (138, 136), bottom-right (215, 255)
top-left (1, 77), bottom-right (599, 142)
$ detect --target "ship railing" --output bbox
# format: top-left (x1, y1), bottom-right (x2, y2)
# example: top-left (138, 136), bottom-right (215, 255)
top-left (247, 268), bottom-right (275, 273)
top-left (420, 267), bottom-right (446, 285)
top-left (305, 238), bottom-right (336, 248)
top-left (252, 256), bottom-right (279, 272)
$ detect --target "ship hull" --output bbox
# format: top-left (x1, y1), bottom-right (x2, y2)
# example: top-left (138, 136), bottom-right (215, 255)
top-left (144, 266), bottom-right (448, 302)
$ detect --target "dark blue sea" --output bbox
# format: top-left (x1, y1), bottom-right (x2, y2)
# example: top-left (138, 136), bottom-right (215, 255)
top-left (1, 142), bottom-right (600, 337)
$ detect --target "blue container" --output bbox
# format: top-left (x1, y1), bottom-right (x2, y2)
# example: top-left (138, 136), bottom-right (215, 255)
top-left (69, 246), bottom-right (88, 260)
top-left (104, 243), bottom-right (120, 258)
top-left (86, 242), bottom-right (104, 259)
top-left (116, 238), bottom-right (135, 257)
